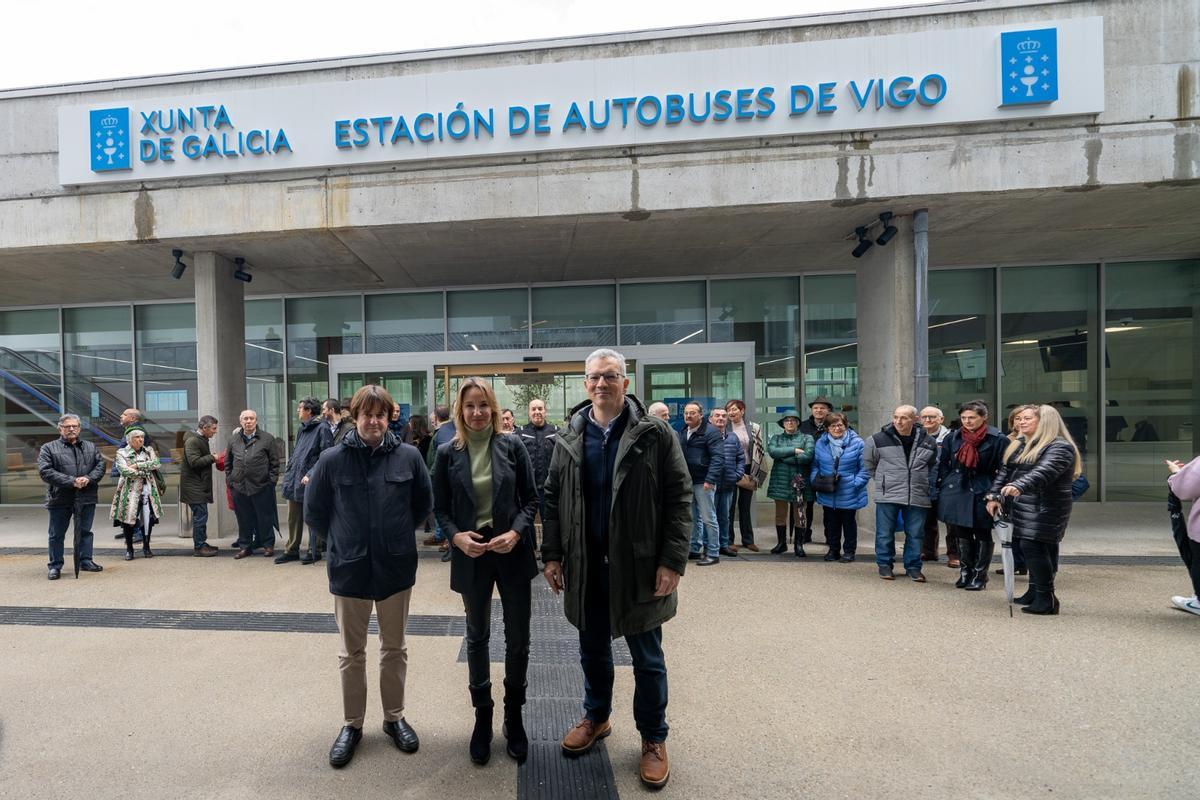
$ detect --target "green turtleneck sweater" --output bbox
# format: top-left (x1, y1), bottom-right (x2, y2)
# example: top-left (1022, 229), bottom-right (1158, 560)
top-left (465, 426), bottom-right (494, 530)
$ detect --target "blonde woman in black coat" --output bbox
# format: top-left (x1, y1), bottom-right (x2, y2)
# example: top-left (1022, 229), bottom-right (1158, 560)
top-left (986, 404), bottom-right (1082, 616)
top-left (433, 377), bottom-right (539, 765)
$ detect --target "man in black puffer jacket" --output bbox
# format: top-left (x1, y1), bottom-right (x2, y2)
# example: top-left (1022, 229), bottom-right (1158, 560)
top-left (305, 384), bottom-right (433, 769)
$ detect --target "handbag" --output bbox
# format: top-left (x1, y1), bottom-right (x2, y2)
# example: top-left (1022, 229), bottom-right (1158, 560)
top-left (811, 455), bottom-right (840, 494)
top-left (736, 473), bottom-right (757, 491)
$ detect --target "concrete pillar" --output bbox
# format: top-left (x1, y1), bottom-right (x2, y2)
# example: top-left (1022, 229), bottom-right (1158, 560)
top-left (194, 251), bottom-right (246, 541)
top-left (855, 215), bottom-right (916, 435)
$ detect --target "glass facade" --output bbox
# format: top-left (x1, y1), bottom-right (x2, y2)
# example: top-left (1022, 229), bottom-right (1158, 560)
top-left (365, 292), bottom-right (444, 353)
top-left (710, 277), bottom-right (798, 426)
top-left (1000, 265), bottom-right (1099, 498)
top-left (927, 269), bottom-right (996, 421)
top-left (0, 309), bottom-right (61, 504)
top-left (619, 281), bottom-right (705, 345)
top-left (448, 288), bottom-right (528, 350)
top-left (802, 275), bottom-right (858, 421)
top-left (532, 285), bottom-right (616, 348)
top-left (245, 299), bottom-right (287, 444)
top-left (1, 260), bottom-right (1197, 503)
top-left (135, 303), bottom-right (197, 501)
top-left (1104, 260), bottom-right (1199, 500)
top-left (286, 296), bottom-right (363, 437)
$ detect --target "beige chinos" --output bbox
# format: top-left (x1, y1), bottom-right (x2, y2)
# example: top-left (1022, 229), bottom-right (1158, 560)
top-left (333, 589), bottom-right (412, 728)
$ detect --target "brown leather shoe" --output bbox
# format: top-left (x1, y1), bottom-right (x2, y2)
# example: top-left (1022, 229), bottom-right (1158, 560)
top-left (193, 544), bottom-right (219, 557)
top-left (729, 544), bottom-right (739, 554)
top-left (262, 547), bottom-right (274, 557)
top-left (234, 548), bottom-right (253, 560)
top-left (639, 740), bottom-right (670, 789)
top-left (947, 557), bottom-right (961, 568)
top-left (561, 718), bottom-right (611, 756)
top-left (422, 536), bottom-right (439, 546)
top-left (745, 543), bottom-right (760, 552)
top-left (438, 541), bottom-right (449, 552)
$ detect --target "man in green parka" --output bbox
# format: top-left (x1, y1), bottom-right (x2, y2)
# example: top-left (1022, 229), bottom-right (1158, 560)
top-left (541, 348), bottom-right (692, 790)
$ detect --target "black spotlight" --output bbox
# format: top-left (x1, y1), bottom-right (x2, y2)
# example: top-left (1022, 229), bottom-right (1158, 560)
top-left (875, 212), bottom-right (898, 246)
top-left (233, 257), bottom-right (252, 283)
top-left (851, 227), bottom-right (873, 258)
top-left (170, 249), bottom-right (186, 280)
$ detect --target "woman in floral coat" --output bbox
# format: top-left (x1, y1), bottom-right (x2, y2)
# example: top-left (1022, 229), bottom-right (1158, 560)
top-left (110, 428), bottom-right (164, 560)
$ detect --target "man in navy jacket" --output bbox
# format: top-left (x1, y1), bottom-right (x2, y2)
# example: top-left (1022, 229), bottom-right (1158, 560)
top-left (305, 385), bottom-right (433, 769)
top-left (677, 402), bottom-right (724, 566)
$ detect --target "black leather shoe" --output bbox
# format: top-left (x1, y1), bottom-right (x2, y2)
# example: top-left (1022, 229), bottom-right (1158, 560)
top-left (383, 718), bottom-right (419, 753)
top-left (274, 552), bottom-right (300, 564)
top-left (718, 547), bottom-right (738, 557)
top-left (696, 556), bottom-right (720, 566)
top-left (300, 552), bottom-right (316, 565)
top-left (839, 554), bottom-right (855, 563)
top-left (79, 561), bottom-right (103, 572)
top-left (124, 552), bottom-right (134, 561)
top-left (440, 549), bottom-right (451, 562)
top-left (687, 551), bottom-right (701, 560)
top-left (823, 552), bottom-right (839, 562)
top-left (329, 725), bottom-right (362, 768)
top-left (47, 567), bottom-right (61, 580)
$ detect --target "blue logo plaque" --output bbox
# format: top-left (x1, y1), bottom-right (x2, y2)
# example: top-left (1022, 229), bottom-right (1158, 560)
top-left (89, 107), bottom-right (131, 172)
top-left (1000, 28), bottom-right (1059, 107)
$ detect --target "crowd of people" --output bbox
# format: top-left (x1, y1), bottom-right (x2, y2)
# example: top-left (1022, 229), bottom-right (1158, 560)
top-left (33, 347), bottom-right (1200, 785)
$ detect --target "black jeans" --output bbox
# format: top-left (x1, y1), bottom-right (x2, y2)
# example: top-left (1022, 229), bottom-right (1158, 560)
top-left (822, 507), bottom-right (858, 556)
top-left (462, 544), bottom-right (532, 691)
top-left (579, 561), bottom-right (669, 742)
top-left (730, 485), bottom-right (756, 546)
top-left (1022, 538), bottom-right (1058, 595)
top-left (231, 487), bottom-right (276, 550)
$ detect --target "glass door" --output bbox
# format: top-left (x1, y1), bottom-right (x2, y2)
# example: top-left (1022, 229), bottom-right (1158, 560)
top-left (338, 371), bottom-right (429, 421)
top-left (642, 362), bottom-right (746, 429)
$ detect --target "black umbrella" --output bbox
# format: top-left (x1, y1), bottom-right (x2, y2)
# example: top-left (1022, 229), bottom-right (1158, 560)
top-left (1169, 489), bottom-right (1192, 569)
top-left (72, 500), bottom-right (82, 579)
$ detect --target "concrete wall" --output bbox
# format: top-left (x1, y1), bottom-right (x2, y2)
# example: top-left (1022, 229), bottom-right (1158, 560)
top-left (0, 0), bottom-right (1196, 252)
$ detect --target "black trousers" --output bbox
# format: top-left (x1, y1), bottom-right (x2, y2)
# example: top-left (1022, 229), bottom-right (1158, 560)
top-left (1022, 538), bottom-right (1059, 595)
top-left (462, 554), bottom-right (532, 691)
top-left (231, 487), bottom-right (276, 550)
top-left (822, 507), bottom-right (858, 556)
top-left (121, 518), bottom-right (155, 552)
top-left (729, 485), bottom-right (756, 546)
top-left (1185, 538), bottom-right (1200, 596)
top-left (947, 523), bottom-right (992, 544)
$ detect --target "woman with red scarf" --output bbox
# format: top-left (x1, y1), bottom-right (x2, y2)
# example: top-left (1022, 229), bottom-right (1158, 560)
top-left (932, 400), bottom-right (1008, 591)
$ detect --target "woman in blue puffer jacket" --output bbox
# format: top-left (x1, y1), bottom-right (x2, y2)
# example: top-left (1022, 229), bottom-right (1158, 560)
top-left (809, 413), bottom-right (869, 562)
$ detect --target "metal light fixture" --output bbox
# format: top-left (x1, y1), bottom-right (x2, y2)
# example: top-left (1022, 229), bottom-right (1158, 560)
top-left (170, 249), bottom-right (186, 279)
top-left (233, 257), bottom-right (252, 283)
top-left (851, 227), bottom-right (873, 258)
top-left (875, 212), bottom-right (898, 246)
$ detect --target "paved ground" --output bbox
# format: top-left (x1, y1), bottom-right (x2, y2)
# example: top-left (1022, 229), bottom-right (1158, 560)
top-left (0, 504), bottom-right (1196, 799)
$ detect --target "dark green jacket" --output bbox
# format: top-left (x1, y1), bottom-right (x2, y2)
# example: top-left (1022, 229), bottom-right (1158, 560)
top-left (179, 429), bottom-right (216, 504)
top-left (767, 430), bottom-right (816, 502)
top-left (541, 395), bottom-right (692, 639)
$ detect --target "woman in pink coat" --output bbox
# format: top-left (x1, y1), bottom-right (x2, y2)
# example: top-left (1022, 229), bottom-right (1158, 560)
top-left (1167, 456), bottom-right (1200, 616)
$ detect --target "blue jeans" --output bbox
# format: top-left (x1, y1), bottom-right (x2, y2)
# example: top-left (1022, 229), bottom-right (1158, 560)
top-left (579, 562), bottom-right (669, 742)
top-left (715, 488), bottom-right (735, 549)
top-left (189, 503), bottom-right (209, 548)
top-left (689, 485), bottom-right (720, 558)
top-left (47, 504), bottom-right (95, 569)
top-left (875, 502), bottom-right (927, 573)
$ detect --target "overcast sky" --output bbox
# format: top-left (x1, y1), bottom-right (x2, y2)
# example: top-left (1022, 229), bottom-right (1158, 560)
top-left (3, 0), bottom-right (924, 90)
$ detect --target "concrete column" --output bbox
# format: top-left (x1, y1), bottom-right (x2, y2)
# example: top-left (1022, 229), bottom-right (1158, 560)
top-left (194, 251), bottom-right (246, 541)
top-left (855, 215), bottom-right (916, 435)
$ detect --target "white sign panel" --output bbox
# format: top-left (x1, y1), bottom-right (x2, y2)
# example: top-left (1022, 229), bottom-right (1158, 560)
top-left (59, 16), bottom-right (1104, 185)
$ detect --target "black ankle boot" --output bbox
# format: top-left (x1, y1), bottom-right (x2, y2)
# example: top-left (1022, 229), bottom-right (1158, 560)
top-left (771, 525), bottom-right (787, 554)
top-left (794, 536), bottom-right (807, 558)
top-left (1013, 587), bottom-right (1035, 606)
top-left (142, 532), bottom-right (154, 558)
top-left (954, 538), bottom-right (974, 588)
top-left (502, 679), bottom-right (528, 763)
top-left (1022, 592), bottom-right (1060, 615)
top-left (1021, 548), bottom-right (1060, 615)
top-left (965, 538), bottom-right (993, 591)
top-left (469, 684), bottom-right (493, 765)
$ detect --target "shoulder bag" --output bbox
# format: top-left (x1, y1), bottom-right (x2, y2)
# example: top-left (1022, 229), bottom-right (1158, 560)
top-left (811, 455), bottom-right (841, 494)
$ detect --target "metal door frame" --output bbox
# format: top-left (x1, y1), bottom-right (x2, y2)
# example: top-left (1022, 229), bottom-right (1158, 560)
top-left (330, 342), bottom-right (757, 419)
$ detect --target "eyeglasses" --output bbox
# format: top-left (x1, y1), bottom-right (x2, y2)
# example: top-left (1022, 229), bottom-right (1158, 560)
top-left (59, 424), bottom-right (80, 430)
top-left (919, 415), bottom-right (940, 420)
top-left (585, 373), bottom-right (625, 385)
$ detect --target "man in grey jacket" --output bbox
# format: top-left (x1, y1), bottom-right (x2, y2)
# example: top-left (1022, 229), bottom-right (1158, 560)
top-left (38, 414), bottom-right (106, 579)
top-left (863, 405), bottom-right (938, 582)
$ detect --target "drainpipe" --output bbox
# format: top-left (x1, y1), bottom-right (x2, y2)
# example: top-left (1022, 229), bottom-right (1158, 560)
top-left (913, 209), bottom-right (930, 409)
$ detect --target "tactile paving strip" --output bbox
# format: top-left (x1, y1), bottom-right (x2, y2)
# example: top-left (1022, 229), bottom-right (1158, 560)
top-left (0, 605), bottom-right (464, 636)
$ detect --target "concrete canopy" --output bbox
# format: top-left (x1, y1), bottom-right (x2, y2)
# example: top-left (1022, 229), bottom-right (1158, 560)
top-left (1, 181), bottom-right (1198, 306)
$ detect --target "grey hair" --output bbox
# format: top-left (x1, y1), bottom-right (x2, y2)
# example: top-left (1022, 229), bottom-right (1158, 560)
top-left (895, 405), bottom-right (919, 418)
top-left (585, 348), bottom-right (628, 376)
top-left (647, 402), bottom-right (669, 417)
top-left (57, 413), bottom-right (81, 426)
top-left (198, 415), bottom-right (218, 428)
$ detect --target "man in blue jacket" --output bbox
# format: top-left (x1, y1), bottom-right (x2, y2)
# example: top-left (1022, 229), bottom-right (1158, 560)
top-left (709, 407), bottom-right (745, 559)
top-left (678, 402), bottom-right (724, 566)
top-left (305, 384), bottom-right (434, 769)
